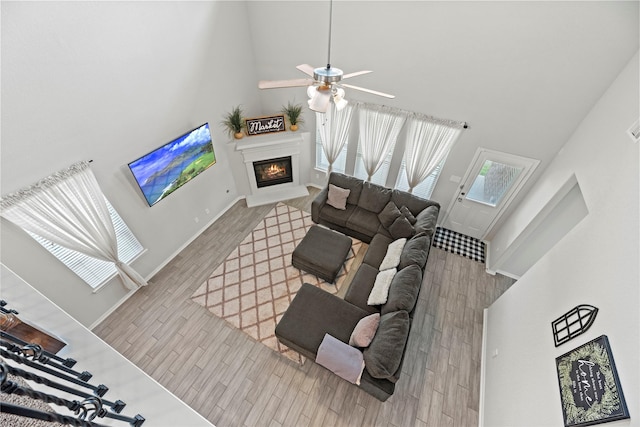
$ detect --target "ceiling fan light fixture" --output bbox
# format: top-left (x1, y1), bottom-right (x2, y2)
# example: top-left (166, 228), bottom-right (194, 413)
top-left (308, 89), bottom-right (331, 113)
top-left (332, 87), bottom-right (348, 111)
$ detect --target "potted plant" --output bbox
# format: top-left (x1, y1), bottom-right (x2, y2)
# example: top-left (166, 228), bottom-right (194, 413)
top-left (221, 105), bottom-right (246, 139)
top-left (281, 102), bottom-right (304, 131)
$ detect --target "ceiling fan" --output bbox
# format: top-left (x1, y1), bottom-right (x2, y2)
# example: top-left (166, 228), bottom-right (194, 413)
top-left (258, 0), bottom-right (395, 113)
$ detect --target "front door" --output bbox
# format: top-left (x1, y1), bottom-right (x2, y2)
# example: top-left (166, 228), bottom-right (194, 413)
top-left (442, 148), bottom-right (539, 240)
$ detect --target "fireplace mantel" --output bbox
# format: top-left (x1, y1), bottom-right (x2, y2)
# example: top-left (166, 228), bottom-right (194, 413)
top-left (235, 132), bottom-right (309, 207)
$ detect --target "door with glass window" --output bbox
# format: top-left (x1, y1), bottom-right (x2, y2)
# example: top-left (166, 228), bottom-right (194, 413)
top-left (442, 148), bottom-right (539, 240)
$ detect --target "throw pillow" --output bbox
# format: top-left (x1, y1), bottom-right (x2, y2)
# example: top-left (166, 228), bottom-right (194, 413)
top-left (316, 333), bottom-right (365, 385)
top-left (349, 313), bottom-right (381, 347)
top-left (381, 264), bottom-right (422, 315)
top-left (400, 206), bottom-right (417, 225)
top-left (378, 238), bottom-right (407, 271)
top-left (414, 205), bottom-right (439, 236)
top-left (327, 184), bottom-right (350, 210)
top-left (377, 201), bottom-right (402, 229)
top-left (398, 234), bottom-right (431, 270)
top-left (367, 268), bottom-right (397, 305)
top-left (363, 310), bottom-right (410, 382)
top-left (388, 216), bottom-right (415, 239)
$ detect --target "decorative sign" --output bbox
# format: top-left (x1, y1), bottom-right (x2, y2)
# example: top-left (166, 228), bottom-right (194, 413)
top-left (245, 115), bottom-right (286, 136)
top-left (556, 335), bottom-right (630, 427)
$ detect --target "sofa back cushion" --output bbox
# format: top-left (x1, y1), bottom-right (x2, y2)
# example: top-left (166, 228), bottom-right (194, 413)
top-left (398, 234), bottom-right (431, 270)
top-left (329, 172), bottom-right (363, 205)
top-left (391, 189), bottom-right (437, 216)
top-left (414, 205), bottom-right (439, 237)
top-left (363, 310), bottom-right (410, 383)
top-left (359, 181), bottom-right (393, 213)
top-left (381, 264), bottom-right (422, 315)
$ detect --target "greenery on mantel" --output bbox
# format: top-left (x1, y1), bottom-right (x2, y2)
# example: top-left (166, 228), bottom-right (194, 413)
top-left (221, 105), bottom-right (246, 139)
top-left (281, 102), bottom-right (304, 129)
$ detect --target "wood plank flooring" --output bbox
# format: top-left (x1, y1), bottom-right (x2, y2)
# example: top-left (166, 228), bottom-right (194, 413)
top-left (93, 188), bottom-right (515, 427)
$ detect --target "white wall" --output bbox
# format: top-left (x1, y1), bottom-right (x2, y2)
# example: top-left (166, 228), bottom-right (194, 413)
top-left (0, 264), bottom-right (214, 427)
top-left (0, 1), bottom-right (263, 326)
top-left (482, 52), bottom-right (639, 426)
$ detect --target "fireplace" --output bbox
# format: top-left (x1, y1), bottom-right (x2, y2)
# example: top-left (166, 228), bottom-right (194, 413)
top-left (253, 156), bottom-right (293, 188)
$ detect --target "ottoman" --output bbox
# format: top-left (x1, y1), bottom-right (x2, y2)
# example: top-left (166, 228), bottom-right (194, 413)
top-left (292, 225), bottom-right (352, 283)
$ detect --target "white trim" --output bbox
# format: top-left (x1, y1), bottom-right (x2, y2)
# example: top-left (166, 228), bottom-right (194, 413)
top-left (478, 308), bottom-right (489, 427)
top-left (89, 287), bottom-right (138, 330)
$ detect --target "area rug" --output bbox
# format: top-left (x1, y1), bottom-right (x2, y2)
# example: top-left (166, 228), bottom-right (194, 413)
top-left (190, 203), bottom-right (363, 363)
top-left (433, 226), bottom-right (485, 263)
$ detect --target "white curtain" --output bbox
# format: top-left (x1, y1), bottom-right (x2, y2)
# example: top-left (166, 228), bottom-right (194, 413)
top-left (358, 104), bottom-right (406, 181)
top-left (403, 114), bottom-right (464, 192)
top-left (0, 161), bottom-right (147, 290)
top-left (317, 103), bottom-right (354, 174)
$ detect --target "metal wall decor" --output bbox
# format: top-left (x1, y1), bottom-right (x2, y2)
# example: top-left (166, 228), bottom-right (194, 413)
top-left (552, 304), bottom-right (599, 347)
top-left (555, 335), bottom-right (630, 427)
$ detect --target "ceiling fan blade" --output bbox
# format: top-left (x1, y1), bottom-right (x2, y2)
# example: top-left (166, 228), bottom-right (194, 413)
top-left (342, 70), bottom-right (372, 79)
top-left (341, 83), bottom-right (395, 99)
top-left (258, 78), bottom-right (315, 89)
top-left (296, 64), bottom-right (316, 77)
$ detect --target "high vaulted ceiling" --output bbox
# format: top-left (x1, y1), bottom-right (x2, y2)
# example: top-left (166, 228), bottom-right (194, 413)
top-left (247, 1), bottom-right (639, 215)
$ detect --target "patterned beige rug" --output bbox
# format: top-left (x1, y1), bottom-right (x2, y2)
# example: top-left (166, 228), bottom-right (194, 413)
top-left (191, 203), bottom-right (363, 363)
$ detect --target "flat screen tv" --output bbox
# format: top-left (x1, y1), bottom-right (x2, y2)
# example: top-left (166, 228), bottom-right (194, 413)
top-left (128, 123), bottom-right (216, 206)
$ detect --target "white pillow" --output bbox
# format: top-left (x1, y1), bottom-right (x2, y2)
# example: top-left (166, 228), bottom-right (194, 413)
top-left (316, 333), bottom-right (365, 385)
top-left (378, 238), bottom-right (407, 271)
top-left (367, 268), bottom-right (397, 305)
top-left (327, 184), bottom-right (350, 210)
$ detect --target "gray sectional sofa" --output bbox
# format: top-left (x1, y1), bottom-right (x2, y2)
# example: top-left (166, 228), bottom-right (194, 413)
top-left (275, 172), bottom-right (440, 401)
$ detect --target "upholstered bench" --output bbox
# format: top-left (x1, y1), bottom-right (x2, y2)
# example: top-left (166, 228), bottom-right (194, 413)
top-left (291, 225), bottom-right (352, 283)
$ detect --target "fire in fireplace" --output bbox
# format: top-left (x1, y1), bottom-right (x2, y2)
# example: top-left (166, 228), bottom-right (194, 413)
top-left (253, 156), bottom-right (293, 188)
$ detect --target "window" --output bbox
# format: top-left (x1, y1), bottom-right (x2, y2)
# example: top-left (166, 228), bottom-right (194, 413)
top-left (29, 198), bottom-right (144, 290)
top-left (315, 125), bottom-right (348, 173)
top-left (396, 158), bottom-right (445, 200)
top-left (354, 147), bottom-right (392, 186)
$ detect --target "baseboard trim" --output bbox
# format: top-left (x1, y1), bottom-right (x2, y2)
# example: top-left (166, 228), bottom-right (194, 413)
top-left (90, 195), bottom-right (244, 330)
top-left (478, 308), bottom-right (489, 427)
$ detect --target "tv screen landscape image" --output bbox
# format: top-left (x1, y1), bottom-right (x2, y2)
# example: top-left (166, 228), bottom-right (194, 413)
top-left (128, 123), bottom-right (216, 206)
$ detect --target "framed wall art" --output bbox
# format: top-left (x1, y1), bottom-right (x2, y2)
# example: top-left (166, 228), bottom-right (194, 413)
top-left (555, 335), bottom-right (630, 427)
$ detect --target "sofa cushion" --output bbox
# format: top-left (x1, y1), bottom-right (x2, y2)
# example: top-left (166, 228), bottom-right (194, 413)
top-left (319, 203), bottom-right (356, 227)
top-left (327, 184), bottom-right (350, 210)
top-left (363, 310), bottom-right (410, 382)
top-left (377, 201), bottom-right (402, 229)
top-left (363, 234), bottom-right (393, 269)
top-left (349, 313), bottom-right (380, 347)
top-left (391, 189), bottom-right (432, 215)
top-left (399, 205), bottom-right (417, 225)
top-left (414, 205), bottom-right (439, 237)
top-left (381, 264), bottom-right (422, 315)
top-left (346, 207), bottom-right (381, 237)
top-left (398, 234), bottom-right (431, 270)
top-left (367, 268), bottom-right (397, 306)
top-left (316, 333), bottom-right (365, 385)
top-left (388, 216), bottom-right (415, 239)
top-left (379, 238), bottom-right (407, 271)
top-left (344, 264), bottom-right (380, 313)
top-left (329, 172), bottom-right (363, 205)
top-left (359, 181), bottom-right (393, 213)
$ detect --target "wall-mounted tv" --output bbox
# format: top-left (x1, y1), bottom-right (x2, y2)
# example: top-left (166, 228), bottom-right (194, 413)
top-left (128, 123), bottom-right (216, 206)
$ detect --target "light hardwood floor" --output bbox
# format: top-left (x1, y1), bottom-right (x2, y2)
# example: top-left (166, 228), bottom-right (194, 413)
top-left (93, 188), bottom-right (515, 427)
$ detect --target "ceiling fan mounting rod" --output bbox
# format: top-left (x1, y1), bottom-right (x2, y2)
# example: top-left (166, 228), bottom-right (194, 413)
top-left (326, 0), bottom-right (333, 70)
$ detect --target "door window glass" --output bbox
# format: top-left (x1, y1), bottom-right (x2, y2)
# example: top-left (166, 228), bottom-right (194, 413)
top-left (466, 160), bottom-right (523, 207)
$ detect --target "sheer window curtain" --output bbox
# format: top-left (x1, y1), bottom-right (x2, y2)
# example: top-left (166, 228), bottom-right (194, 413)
top-left (317, 103), bottom-right (354, 174)
top-left (358, 104), bottom-right (406, 181)
top-left (0, 161), bottom-right (147, 290)
top-left (403, 114), bottom-right (464, 192)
